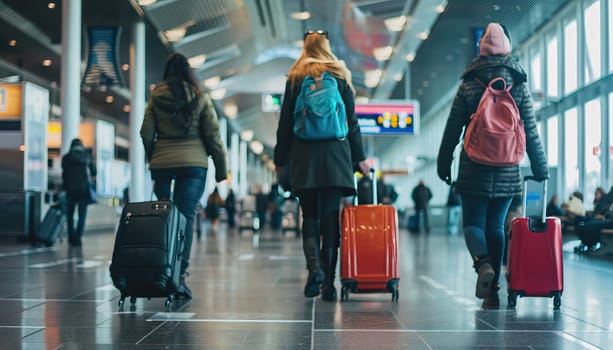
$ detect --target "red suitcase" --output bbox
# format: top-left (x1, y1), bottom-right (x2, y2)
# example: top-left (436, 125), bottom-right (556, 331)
top-left (340, 170), bottom-right (399, 301)
top-left (507, 176), bottom-right (563, 310)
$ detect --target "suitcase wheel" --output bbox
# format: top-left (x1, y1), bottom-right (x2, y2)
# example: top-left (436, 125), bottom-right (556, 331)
top-left (507, 290), bottom-right (518, 308)
top-left (552, 292), bottom-right (562, 310)
top-left (118, 297), bottom-right (125, 311)
top-left (341, 286), bottom-right (349, 301)
top-left (165, 295), bottom-right (174, 311)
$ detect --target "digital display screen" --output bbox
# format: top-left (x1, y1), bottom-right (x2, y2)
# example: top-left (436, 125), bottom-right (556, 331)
top-left (355, 102), bottom-right (419, 135)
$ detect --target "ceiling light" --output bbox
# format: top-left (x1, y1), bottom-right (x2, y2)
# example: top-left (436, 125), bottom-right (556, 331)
top-left (138, 0), bottom-right (157, 6)
top-left (436, 4), bottom-right (446, 13)
top-left (223, 102), bottom-right (238, 118)
top-left (122, 64), bottom-right (129, 71)
top-left (241, 129), bottom-right (254, 142)
top-left (204, 76), bottom-right (221, 89)
top-left (48, 2), bottom-right (56, 9)
top-left (123, 105), bottom-right (131, 113)
top-left (373, 46), bottom-right (393, 61)
top-left (210, 88), bottom-right (226, 100)
top-left (42, 59), bottom-right (52, 67)
top-left (290, 11), bottom-right (311, 20)
top-left (384, 16), bottom-right (406, 32)
top-left (249, 141), bottom-right (264, 155)
top-left (406, 53), bottom-right (415, 62)
top-left (105, 96), bottom-right (114, 103)
top-left (188, 54), bottom-right (206, 68)
top-left (418, 31), bottom-right (429, 40)
top-left (8, 40), bottom-right (16, 46)
top-left (164, 27), bottom-right (187, 42)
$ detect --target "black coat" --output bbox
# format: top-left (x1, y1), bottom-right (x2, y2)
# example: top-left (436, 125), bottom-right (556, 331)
top-left (61, 146), bottom-right (96, 198)
top-left (437, 56), bottom-right (548, 198)
top-left (274, 76), bottom-right (366, 196)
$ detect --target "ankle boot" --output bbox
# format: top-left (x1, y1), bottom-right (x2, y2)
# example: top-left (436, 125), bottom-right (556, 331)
top-left (481, 283), bottom-right (500, 309)
top-left (473, 256), bottom-right (495, 299)
top-left (302, 219), bottom-right (324, 298)
top-left (321, 247), bottom-right (338, 301)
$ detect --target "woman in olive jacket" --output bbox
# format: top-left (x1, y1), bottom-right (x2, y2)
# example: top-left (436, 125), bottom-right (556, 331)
top-left (141, 54), bottom-right (228, 299)
top-left (274, 30), bottom-right (370, 301)
top-left (437, 23), bottom-right (548, 309)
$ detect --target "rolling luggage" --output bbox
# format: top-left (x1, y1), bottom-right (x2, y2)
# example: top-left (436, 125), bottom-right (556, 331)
top-left (340, 169), bottom-right (399, 301)
top-left (507, 176), bottom-right (563, 310)
top-left (109, 179), bottom-right (186, 311)
top-left (35, 205), bottom-right (66, 246)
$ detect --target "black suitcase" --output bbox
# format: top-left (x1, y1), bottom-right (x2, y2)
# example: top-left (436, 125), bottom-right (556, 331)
top-left (35, 205), bottom-right (66, 246)
top-left (109, 181), bottom-right (186, 311)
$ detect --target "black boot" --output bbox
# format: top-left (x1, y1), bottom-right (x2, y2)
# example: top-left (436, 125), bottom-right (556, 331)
top-left (473, 256), bottom-right (494, 299)
top-left (321, 248), bottom-right (338, 301)
top-left (482, 283), bottom-right (500, 309)
top-left (302, 219), bottom-right (324, 298)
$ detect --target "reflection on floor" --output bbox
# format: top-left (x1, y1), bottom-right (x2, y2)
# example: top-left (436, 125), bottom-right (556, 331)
top-left (0, 221), bottom-right (612, 349)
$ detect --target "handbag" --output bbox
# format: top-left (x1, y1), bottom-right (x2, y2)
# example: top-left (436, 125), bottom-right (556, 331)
top-left (87, 181), bottom-right (98, 205)
top-left (85, 161), bottom-right (98, 205)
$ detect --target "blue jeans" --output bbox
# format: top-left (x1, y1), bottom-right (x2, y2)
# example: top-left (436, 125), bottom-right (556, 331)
top-left (461, 194), bottom-right (512, 283)
top-left (66, 195), bottom-right (89, 240)
top-left (151, 167), bottom-right (207, 275)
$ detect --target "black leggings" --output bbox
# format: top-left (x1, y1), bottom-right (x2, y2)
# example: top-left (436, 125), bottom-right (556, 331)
top-left (298, 189), bottom-right (343, 250)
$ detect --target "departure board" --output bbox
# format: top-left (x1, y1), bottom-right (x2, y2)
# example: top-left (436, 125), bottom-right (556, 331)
top-left (355, 101), bottom-right (420, 135)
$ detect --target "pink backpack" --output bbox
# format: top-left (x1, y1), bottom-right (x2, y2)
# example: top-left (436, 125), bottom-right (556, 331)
top-left (463, 77), bottom-right (525, 167)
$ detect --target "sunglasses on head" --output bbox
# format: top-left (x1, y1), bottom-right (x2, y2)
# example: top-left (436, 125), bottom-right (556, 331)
top-left (304, 30), bottom-right (328, 40)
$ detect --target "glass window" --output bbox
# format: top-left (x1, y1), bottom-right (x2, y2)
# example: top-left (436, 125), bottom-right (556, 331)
top-left (546, 35), bottom-right (559, 98)
top-left (564, 19), bottom-right (578, 94)
top-left (564, 108), bottom-right (579, 198)
top-left (610, 0), bottom-right (613, 72)
top-left (584, 0), bottom-right (601, 83)
top-left (547, 116), bottom-right (559, 166)
top-left (610, 94), bottom-right (613, 188)
top-left (530, 49), bottom-right (542, 93)
top-left (584, 98), bottom-right (601, 207)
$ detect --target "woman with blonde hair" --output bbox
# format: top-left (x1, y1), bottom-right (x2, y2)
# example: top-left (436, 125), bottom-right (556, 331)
top-left (274, 30), bottom-right (370, 301)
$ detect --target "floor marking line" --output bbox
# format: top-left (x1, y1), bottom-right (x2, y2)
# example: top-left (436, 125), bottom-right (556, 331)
top-left (0, 298), bottom-right (109, 302)
top-left (554, 331), bottom-right (604, 350)
top-left (416, 332), bottom-right (434, 350)
top-left (312, 329), bottom-right (613, 333)
top-left (146, 318), bottom-right (312, 323)
top-left (0, 326), bottom-right (45, 329)
top-left (311, 299), bottom-right (316, 350)
top-left (0, 247), bottom-right (54, 258)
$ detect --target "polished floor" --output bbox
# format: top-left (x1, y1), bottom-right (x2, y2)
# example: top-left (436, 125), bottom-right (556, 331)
top-left (0, 219), bottom-right (612, 350)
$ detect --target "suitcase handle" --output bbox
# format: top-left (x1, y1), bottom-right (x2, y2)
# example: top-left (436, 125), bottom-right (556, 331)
top-left (151, 178), bottom-right (176, 201)
top-left (522, 176), bottom-right (547, 223)
top-left (353, 168), bottom-right (377, 205)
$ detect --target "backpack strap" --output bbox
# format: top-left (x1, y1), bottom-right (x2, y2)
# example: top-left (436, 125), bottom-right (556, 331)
top-left (475, 77), bottom-right (513, 91)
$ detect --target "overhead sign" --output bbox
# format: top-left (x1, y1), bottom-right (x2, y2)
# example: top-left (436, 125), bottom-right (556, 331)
top-left (0, 84), bottom-right (23, 119)
top-left (82, 26), bottom-right (123, 87)
top-left (356, 101), bottom-right (420, 135)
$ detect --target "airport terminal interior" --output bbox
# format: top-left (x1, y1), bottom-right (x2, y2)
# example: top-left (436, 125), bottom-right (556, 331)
top-left (1, 0), bottom-right (613, 348)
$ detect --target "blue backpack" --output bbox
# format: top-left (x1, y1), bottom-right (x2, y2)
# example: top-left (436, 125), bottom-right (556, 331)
top-left (293, 72), bottom-right (348, 141)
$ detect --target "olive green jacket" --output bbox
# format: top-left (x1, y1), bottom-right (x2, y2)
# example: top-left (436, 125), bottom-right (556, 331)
top-left (140, 81), bottom-right (228, 182)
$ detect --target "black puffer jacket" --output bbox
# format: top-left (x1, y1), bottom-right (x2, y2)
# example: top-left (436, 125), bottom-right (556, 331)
top-left (437, 56), bottom-right (548, 198)
top-left (62, 145), bottom-right (96, 197)
top-left (274, 76), bottom-right (366, 196)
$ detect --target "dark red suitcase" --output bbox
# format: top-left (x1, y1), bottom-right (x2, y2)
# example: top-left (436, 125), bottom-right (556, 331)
top-left (340, 170), bottom-right (399, 301)
top-left (507, 176), bottom-right (563, 310)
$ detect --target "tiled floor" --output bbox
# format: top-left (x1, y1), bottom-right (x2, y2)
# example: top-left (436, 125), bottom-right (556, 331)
top-left (0, 221), bottom-right (612, 349)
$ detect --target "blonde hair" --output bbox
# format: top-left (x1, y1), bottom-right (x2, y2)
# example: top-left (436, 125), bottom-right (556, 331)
top-left (288, 33), bottom-right (355, 93)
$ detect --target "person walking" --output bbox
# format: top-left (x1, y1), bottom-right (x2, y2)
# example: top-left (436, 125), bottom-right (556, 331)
top-left (61, 138), bottom-right (96, 247)
top-left (411, 180), bottom-right (433, 233)
top-left (437, 23), bottom-right (548, 309)
top-left (141, 53), bottom-right (227, 299)
top-left (274, 29), bottom-right (370, 301)
top-left (225, 189), bottom-right (237, 228)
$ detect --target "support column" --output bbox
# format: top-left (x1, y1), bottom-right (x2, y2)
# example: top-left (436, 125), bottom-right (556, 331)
top-left (129, 22), bottom-right (146, 202)
top-left (239, 140), bottom-right (248, 196)
top-left (231, 133), bottom-right (239, 192)
top-left (60, 0), bottom-right (81, 155)
top-left (218, 118), bottom-right (228, 198)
